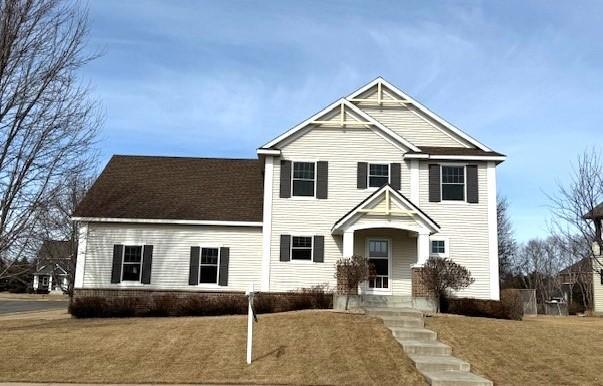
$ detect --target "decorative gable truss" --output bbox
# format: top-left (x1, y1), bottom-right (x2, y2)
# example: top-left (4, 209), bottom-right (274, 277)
top-left (258, 98), bottom-right (420, 154)
top-left (346, 77), bottom-right (492, 152)
top-left (332, 184), bottom-right (440, 235)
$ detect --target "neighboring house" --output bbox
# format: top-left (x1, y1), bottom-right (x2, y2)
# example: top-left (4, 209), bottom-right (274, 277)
top-left (558, 257), bottom-right (592, 310)
top-left (33, 240), bottom-right (72, 293)
top-left (584, 202), bottom-right (603, 315)
top-left (72, 78), bottom-right (505, 304)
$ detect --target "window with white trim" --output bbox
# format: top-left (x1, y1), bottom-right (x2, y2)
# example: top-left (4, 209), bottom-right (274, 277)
top-left (441, 165), bottom-right (465, 201)
top-left (291, 236), bottom-right (313, 261)
top-left (430, 239), bottom-right (449, 258)
top-left (368, 163), bottom-right (389, 188)
top-left (292, 162), bottom-right (315, 197)
top-left (122, 245), bottom-right (143, 281)
top-left (200, 247), bottom-right (220, 284)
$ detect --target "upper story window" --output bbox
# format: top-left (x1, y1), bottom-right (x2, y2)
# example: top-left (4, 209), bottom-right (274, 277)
top-left (122, 245), bottom-right (143, 281)
top-left (292, 161), bottom-right (315, 197)
top-left (441, 166), bottom-right (465, 201)
top-left (368, 163), bottom-right (389, 188)
top-left (291, 236), bottom-right (313, 260)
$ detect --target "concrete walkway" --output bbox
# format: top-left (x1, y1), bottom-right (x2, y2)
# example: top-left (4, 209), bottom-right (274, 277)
top-left (365, 307), bottom-right (493, 386)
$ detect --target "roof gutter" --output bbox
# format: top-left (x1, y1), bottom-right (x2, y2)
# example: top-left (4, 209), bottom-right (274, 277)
top-left (257, 148), bottom-right (281, 156)
top-left (71, 217), bottom-right (263, 227)
top-left (404, 154), bottom-right (506, 162)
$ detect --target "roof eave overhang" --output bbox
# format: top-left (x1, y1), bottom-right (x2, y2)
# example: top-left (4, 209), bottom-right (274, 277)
top-left (71, 217), bottom-right (263, 227)
top-left (257, 148), bottom-right (281, 156)
top-left (404, 154), bottom-right (506, 163)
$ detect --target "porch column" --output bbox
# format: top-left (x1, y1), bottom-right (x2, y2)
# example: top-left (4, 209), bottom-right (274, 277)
top-left (33, 275), bottom-right (38, 290)
top-left (416, 230), bottom-right (430, 266)
top-left (48, 275), bottom-right (53, 292)
top-left (343, 230), bottom-right (354, 257)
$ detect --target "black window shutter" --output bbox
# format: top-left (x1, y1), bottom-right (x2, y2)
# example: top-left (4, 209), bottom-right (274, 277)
top-left (111, 244), bottom-right (123, 284)
top-left (280, 160), bottom-right (292, 198)
top-left (189, 247), bottom-right (200, 285)
top-left (313, 236), bottom-right (324, 263)
top-left (316, 161), bottom-right (328, 199)
top-left (600, 269), bottom-right (603, 286)
top-left (357, 162), bottom-right (368, 189)
top-left (218, 247), bottom-right (229, 286)
top-left (280, 235), bottom-right (291, 261)
top-left (390, 163), bottom-right (401, 191)
top-left (141, 245), bottom-right (153, 284)
top-left (428, 164), bottom-right (441, 202)
top-left (467, 164), bottom-right (479, 203)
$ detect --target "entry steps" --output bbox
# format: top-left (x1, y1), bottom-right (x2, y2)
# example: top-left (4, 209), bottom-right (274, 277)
top-left (364, 307), bottom-right (493, 386)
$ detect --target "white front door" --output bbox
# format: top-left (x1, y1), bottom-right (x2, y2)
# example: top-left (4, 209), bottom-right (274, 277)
top-left (367, 239), bottom-right (391, 293)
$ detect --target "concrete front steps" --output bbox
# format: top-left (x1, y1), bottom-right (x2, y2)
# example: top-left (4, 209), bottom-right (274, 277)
top-left (365, 307), bottom-right (492, 386)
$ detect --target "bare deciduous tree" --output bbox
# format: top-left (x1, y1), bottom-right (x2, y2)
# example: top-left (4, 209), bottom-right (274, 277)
top-left (548, 148), bottom-right (603, 309)
top-left (0, 0), bottom-right (100, 280)
top-left (35, 171), bottom-right (95, 294)
top-left (497, 195), bottom-right (517, 287)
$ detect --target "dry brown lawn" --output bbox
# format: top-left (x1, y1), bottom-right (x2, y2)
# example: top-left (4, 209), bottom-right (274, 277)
top-left (0, 310), bottom-right (425, 385)
top-left (426, 314), bottom-right (603, 386)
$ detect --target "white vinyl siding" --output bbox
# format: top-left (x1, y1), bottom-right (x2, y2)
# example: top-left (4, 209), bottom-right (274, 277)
top-left (81, 223), bottom-right (262, 291)
top-left (594, 259), bottom-right (603, 314)
top-left (270, 126), bottom-right (409, 292)
top-left (419, 161), bottom-right (492, 298)
top-left (354, 87), bottom-right (473, 148)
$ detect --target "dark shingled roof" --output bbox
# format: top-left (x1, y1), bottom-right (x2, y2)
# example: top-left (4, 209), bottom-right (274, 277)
top-left (584, 203), bottom-right (603, 220)
top-left (74, 155), bottom-right (264, 222)
top-left (410, 146), bottom-right (506, 157)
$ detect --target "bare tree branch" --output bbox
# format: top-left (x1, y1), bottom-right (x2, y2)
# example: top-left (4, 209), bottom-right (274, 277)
top-left (0, 0), bottom-right (101, 279)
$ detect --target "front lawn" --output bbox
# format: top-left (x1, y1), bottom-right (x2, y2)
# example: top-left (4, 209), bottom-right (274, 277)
top-left (426, 314), bottom-right (603, 386)
top-left (0, 310), bottom-right (425, 385)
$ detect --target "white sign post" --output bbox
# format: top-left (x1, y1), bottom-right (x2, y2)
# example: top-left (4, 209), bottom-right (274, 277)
top-left (245, 283), bottom-right (258, 364)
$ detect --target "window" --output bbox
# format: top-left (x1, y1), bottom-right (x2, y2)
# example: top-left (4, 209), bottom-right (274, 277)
top-left (200, 247), bottom-right (219, 284)
top-left (41, 276), bottom-right (49, 286)
top-left (292, 162), bottom-right (315, 197)
top-left (441, 166), bottom-right (465, 201)
top-left (368, 239), bottom-right (389, 289)
top-left (432, 240), bottom-right (445, 254)
top-left (368, 163), bottom-right (389, 188)
top-left (291, 236), bottom-right (313, 261)
top-left (430, 239), bottom-right (448, 257)
top-left (122, 245), bottom-right (143, 281)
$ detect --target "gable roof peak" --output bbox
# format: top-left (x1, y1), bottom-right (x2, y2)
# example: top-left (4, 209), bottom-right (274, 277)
top-left (346, 78), bottom-right (493, 152)
top-left (259, 97), bottom-right (420, 152)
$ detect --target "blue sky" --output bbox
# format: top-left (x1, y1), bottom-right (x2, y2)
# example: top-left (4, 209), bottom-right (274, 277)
top-left (83, 1), bottom-right (603, 242)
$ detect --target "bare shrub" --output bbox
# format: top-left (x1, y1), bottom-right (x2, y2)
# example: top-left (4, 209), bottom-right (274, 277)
top-left (335, 255), bottom-right (371, 310)
top-left (420, 257), bottom-right (475, 312)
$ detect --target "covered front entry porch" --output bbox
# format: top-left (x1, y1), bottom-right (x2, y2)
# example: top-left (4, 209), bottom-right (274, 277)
top-left (347, 227), bottom-right (424, 296)
top-left (333, 185), bottom-right (440, 298)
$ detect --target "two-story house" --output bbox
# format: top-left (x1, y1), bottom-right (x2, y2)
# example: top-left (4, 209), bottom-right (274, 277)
top-left (72, 78), bottom-right (505, 306)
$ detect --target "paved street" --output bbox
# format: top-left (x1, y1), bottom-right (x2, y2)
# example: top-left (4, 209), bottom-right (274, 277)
top-left (0, 299), bottom-right (68, 314)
